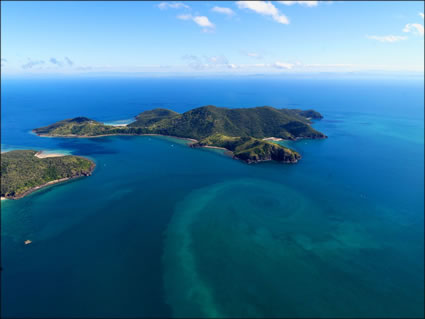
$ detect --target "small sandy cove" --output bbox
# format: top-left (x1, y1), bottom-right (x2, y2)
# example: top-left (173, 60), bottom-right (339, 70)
top-left (35, 151), bottom-right (66, 158)
top-left (263, 137), bottom-right (283, 142)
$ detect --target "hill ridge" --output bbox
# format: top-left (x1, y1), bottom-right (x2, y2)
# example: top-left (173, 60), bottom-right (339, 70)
top-left (33, 105), bottom-right (327, 164)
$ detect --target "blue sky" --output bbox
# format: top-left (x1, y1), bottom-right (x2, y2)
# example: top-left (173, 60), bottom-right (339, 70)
top-left (1, 1), bottom-right (424, 76)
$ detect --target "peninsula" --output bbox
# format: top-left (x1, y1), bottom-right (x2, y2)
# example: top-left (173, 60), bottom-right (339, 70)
top-left (33, 105), bottom-right (327, 164)
top-left (1, 150), bottom-right (95, 199)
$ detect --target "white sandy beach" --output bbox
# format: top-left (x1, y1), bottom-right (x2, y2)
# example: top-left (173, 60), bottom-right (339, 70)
top-left (35, 151), bottom-right (67, 158)
top-left (107, 123), bottom-right (128, 127)
top-left (263, 137), bottom-right (284, 142)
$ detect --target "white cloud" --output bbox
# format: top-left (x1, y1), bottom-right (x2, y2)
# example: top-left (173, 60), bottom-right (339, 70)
top-left (366, 35), bottom-right (408, 43)
top-left (193, 16), bottom-right (214, 28)
top-left (158, 2), bottom-right (190, 10)
top-left (212, 6), bottom-right (235, 16)
top-left (273, 61), bottom-right (294, 69)
top-left (177, 14), bottom-right (215, 29)
top-left (419, 12), bottom-right (424, 19)
top-left (278, 1), bottom-right (319, 7)
top-left (236, 1), bottom-right (289, 25)
top-left (403, 23), bottom-right (424, 36)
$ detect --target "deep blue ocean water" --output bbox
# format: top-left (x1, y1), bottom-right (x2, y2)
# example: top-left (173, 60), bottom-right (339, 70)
top-left (1, 76), bottom-right (424, 318)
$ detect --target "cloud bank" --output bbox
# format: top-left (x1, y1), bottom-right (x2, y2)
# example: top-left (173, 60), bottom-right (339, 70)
top-left (183, 55), bottom-right (238, 70)
top-left (49, 57), bottom-right (63, 67)
top-left (22, 59), bottom-right (45, 69)
top-left (403, 23), bottom-right (424, 36)
top-left (273, 61), bottom-right (294, 69)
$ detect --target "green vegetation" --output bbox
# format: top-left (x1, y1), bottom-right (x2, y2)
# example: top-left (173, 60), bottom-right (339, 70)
top-left (192, 134), bottom-right (301, 163)
top-left (1, 150), bottom-right (95, 199)
top-left (33, 117), bottom-right (128, 137)
top-left (130, 108), bottom-right (180, 127)
top-left (33, 105), bottom-right (326, 163)
top-left (129, 105), bottom-right (326, 140)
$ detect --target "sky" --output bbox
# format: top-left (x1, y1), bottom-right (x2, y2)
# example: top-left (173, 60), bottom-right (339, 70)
top-left (1, 1), bottom-right (424, 76)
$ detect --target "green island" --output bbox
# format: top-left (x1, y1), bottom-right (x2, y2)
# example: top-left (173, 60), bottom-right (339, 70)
top-left (33, 105), bottom-right (326, 164)
top-left (1, 150), bottom-right (95, 200)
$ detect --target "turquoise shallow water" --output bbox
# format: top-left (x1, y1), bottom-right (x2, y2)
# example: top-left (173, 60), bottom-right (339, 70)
top-left (1, 77), bottom-right (424, 317)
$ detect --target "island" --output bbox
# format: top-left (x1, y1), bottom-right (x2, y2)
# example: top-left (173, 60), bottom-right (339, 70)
top-left (1, 150), bottom-right (95, 200)
top-left (33, 105), bottom-right (327, 164)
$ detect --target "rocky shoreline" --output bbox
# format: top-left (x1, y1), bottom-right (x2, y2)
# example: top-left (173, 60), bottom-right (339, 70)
top-left (190, 142), bottom-right (299, 164)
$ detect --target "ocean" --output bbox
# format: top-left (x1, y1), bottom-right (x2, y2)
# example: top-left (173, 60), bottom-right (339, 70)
top-left (1, 75), bottom-right (424, 317)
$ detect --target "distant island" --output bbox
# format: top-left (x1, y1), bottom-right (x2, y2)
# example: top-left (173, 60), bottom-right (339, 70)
top-left (1, 150), bottom-right (95, 200)
top-left (33, 105), bottom-right (327, 164)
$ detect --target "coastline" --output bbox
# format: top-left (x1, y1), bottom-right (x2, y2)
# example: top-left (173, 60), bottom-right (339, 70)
top-left (200, 145), bottom-right (234, 158)
top-left (2, 161), bottom-right (96, 200)
top-left (34, 131), bottom-right (199, 143)
top-left (201, 145), bottom-right (229, 151)
top-left (33, 131), bottom-right (311, 164)
top-left (4, 177), bottom-right (79, 200)
top-left (35, 130), bottom-right (326, 143)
